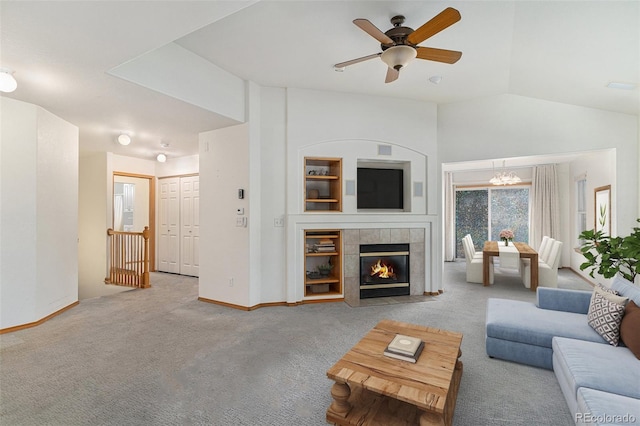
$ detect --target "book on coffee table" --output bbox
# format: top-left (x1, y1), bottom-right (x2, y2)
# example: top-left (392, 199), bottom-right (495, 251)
top-left (384, 334), bottom-right (424, 363)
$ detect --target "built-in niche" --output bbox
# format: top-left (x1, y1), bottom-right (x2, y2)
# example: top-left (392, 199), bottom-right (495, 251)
top-left (356, 160), bottom-right (411, 212)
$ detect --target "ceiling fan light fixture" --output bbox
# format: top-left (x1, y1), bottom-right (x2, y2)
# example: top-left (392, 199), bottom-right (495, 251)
top-left (0, 67), bottom-right (17, 93)
top-left (380, 45), bottom-right (417, 70)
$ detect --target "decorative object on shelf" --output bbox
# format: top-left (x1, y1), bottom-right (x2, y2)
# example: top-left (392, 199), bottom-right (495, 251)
top-left (317, 263), bottom-right (334, 277)
top-left (579, 218), bottom-right (640, 283)
top-left (304, 157), bottom-right (342, 212)
top-left (594, 185), bottom-right (611, 236)
top-left (499, 229), bottom-right (514, 246)
top-left (490, 160), bottom-right (522, 185)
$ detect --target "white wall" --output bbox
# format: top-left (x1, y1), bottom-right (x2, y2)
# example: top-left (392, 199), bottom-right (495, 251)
top-left (439, 94), bottom-right (638, 234)
top-left (109, 42), bottom-right (245, 123)
top-left (156, 154), bottom-right (199, 177)
top-left (199, 124), bottom-right (250, 306)
top-left (286, 88), bottom-right (439, 215)
top-left (1, 98), bottom-right (78, 329)
top-left (569, 149), bottom-right (616, 282)
top-left (257, 87), bottom-right (287, 303)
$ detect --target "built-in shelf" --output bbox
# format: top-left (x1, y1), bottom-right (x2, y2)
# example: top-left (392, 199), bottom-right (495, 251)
top-left (304, 230), bottom-right (342, 298)
top-left (304, 157), bottom-right (342, 212)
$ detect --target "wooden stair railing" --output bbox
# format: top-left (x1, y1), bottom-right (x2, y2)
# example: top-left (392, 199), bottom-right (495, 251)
top-left (105, 226), bottom-right (150, 288)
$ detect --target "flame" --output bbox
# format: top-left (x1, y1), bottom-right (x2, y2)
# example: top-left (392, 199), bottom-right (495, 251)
top-left (370, 260), bottom-right (396, 279)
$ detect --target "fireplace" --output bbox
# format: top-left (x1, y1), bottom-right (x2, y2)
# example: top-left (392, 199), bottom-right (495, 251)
top-left (360, 243), bottom-right (410, 299)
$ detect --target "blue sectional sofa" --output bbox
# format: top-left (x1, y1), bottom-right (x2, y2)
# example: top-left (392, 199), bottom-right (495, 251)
top-left (486, 275), bottom-right (640, 425)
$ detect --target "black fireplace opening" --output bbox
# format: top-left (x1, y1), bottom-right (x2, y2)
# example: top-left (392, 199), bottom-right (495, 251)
top-left (360, 243), bottom-right (410, 299)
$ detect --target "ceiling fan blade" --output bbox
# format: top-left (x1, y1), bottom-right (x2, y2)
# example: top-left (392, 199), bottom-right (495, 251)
top-left (335, 53), bottom-right (381, 69)
top-left (353, 19), bottom-right (394, 45)
top-left (416, 47), bottom-right (462, 64)
top-left (385, 67), bottom-right (399, 83)
top-left (406, 7), bottom-right (461, 45)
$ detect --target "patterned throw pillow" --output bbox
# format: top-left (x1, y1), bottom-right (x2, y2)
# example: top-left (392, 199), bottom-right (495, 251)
top-left (588, 285), bottom-right (628, 346)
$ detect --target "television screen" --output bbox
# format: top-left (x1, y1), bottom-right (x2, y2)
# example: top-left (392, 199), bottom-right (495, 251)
top-left (357, 168), bottom-right (404, 209)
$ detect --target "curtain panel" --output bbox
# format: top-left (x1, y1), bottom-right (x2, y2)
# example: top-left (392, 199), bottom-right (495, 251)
top-left (530, 164), bottom-right (560, 250)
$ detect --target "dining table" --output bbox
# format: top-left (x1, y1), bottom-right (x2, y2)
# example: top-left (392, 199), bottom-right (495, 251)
top-left (482, 241), bottom-right (539, 291)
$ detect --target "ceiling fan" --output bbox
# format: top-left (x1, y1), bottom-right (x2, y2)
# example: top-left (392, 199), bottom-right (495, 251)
top-left (335, 7), bottom-right (462, 83)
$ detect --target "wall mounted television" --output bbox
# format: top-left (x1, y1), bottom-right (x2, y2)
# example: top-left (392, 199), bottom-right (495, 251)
top-left (357, 168), bottom-right (404, 210)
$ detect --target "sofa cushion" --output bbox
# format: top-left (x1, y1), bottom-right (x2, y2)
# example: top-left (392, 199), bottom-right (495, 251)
top-left (576, 388), bottom-right (640, 426)
top-left (587, 287), bottom-right (627, 346)
top-left (536, 287), bottom-right (592, 314)
top-left (487, 298), bottom-right (606, 348)
top-left (620, 301), bottom-right (640, 359)
top-left (611, 275), bottom-right (640, 306)
top-left (552, 337), bottom-right (640, 400)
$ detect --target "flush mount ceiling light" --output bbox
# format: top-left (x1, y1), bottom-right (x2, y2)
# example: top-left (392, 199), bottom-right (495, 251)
top-left (429, 75), bottom-right (442, 85)
top-left (117, 134), bottom-right (131, 146)
top-left (489, 160), bottom-right (522, 186)
top-left (0, 67), bottom-right (17, 93)
top-left (156, 153), bottom-right (167, 163)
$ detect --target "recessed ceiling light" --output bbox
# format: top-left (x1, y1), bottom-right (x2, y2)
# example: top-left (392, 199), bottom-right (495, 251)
top-left (606, 82), bottom-right (636, 90)
top-left (156, 153), bottom-right (167, 163)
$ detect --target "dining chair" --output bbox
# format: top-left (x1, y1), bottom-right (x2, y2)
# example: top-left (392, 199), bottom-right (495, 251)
top-left (462, 236), bottom-right (493, 284)
top-left (520, 236), bottom-right (551, 279)
top-left (522, 240), bottom-right (563, 288)
top-left (464, 234), bottom-right (483, 259)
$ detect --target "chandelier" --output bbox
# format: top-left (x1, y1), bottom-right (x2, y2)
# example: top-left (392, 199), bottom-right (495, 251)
top-left (490, 161), bottom-right (522, 186)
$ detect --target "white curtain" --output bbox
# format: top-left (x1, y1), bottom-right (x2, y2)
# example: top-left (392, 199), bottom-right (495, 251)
top-left (530, 164), bottom-right (560, 250)
top-left (444, 172), bottom-right (456, 261)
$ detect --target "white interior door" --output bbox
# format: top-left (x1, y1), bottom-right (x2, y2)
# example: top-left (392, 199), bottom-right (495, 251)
top-left (180, 176), bottom-right (200, 277)
top-left (158, 177), bottom-right (180, 273)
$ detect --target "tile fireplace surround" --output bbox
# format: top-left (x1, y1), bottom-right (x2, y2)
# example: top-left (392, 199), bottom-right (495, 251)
top-left (343, 228), bottom-right (425, 307)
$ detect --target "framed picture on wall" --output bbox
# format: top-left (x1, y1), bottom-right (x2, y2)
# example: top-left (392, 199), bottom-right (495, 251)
top-left (594, 185), bottom-right (611, 235)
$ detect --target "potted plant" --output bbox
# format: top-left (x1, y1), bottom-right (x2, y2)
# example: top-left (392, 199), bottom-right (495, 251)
top-left (579, 219), bottom-right (640, 283)
top-left (317, 263), bottom-right (334, 277)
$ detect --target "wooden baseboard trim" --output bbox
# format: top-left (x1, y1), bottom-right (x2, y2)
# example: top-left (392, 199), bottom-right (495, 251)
top-left (198, 297), bottom-right (343, 310)
top-left (0, 301), bottom-right (79, 335)
top-left (299, 298), bottom-right (344, 305)
top-left (424, 291), bottom-right (443, 296)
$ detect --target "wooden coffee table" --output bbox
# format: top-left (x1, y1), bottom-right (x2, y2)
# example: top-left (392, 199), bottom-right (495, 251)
top-left (326, 319), bottom-right (463, 426)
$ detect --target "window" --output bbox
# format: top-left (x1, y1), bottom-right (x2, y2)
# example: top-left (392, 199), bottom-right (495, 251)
top-left (455, 186), bottom-right (530, 258)
top-left (576, 175), bottom-right (587, 246)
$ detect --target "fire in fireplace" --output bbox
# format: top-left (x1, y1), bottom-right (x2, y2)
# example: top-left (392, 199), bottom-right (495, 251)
top-left (360, 243), bottom-right (410, 299)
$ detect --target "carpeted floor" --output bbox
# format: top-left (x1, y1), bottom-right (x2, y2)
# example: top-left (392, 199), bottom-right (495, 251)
top-left (0, 263), bottom-right (592, 425)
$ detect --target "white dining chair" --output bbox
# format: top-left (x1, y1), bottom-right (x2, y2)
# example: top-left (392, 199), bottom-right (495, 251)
top-left (463, 236), bottom-right (493, 284)
top-left (522, 240), bottom-right (563, 288)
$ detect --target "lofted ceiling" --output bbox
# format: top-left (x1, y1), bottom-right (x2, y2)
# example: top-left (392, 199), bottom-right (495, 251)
top-left (1, 1), bottom-right (638, 162)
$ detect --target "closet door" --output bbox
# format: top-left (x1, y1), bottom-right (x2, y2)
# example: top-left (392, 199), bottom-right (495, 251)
top-left (158, 177), bottom-right (180, 273)
top-left (180, 176), bottom-right (200, 277)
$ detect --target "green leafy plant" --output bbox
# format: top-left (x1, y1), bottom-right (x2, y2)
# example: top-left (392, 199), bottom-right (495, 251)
top-left (579, 219), bottom-right (640, 283)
